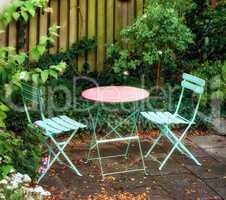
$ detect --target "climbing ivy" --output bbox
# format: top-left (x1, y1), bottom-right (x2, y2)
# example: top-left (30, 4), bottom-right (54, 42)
top-left (0, 0), bottom-right (48, 25)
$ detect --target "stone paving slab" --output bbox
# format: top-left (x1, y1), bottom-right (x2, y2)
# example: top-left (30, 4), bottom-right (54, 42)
top-left (155, 173), bottom-right (223, 200)
top-left (42, 133), bottom-right (226, 200)
top-left (205, 177), bottom-right (226, 198)
top-left (190, 135), bottom-right (226, 149)
top-left (202, 147), bottom-right (226, 162)
top-left (179, 154), bottom-right (226, 179)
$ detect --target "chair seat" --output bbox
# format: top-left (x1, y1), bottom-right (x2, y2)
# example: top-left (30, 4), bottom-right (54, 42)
top-left (140, 112), bottom-right (189, 125)
top-left (34, 115), bottom-right (86, 135)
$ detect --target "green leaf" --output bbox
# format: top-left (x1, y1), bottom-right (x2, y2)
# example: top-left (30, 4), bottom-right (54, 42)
top-left (49, 70), bottom-right (58, 79)
top-left (1, 165), bottom-right (14, 178)
top-left (19, 71), bottom-right (30, 81)
top-left (39, 36), bottom-right (48, 45)
top-left (21, 11), bottom-right (29, 21)
top-left (15, 53), bottom-right (27, 65)
top-left (37, 45), bottom-right (46, 55)
top-left (0, 103), bottom-right (9, 112)
top-left (41, 70), bottom-right (49, 82)
top-left (32, 73), bottom-right (40, 84)
top-left (12, 12), bottom-right (20, 20)
top-left (31, 48), bottom-right (40, 61)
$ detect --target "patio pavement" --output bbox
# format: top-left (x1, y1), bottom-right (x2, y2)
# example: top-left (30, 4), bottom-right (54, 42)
top-left (42, 132), bottom-right (226, 200)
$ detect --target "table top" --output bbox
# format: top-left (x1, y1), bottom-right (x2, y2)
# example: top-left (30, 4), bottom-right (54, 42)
top-left (81, 86), bottom-right (149, 103)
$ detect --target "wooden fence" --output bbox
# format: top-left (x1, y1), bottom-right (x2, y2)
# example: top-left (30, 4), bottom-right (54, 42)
top-left (0, 0), bottom-right (145, 71)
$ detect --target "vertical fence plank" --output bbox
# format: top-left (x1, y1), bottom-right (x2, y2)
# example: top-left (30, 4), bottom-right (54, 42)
top-left (29, 15), bottom-right (38, 57)
top-left (78, 0), bottom-right (87, 72)
top-left (49, 0), bottom-right (59, 53)
top-left (0, 0), bottom-right (141, 71)
top-left (69, 0), bottom-right (78, 46)
top-left (0, 23), bottom-right (7, 48)
top-left (39, 10), bottom-right (48, 39)
top-left (8, 22), bottom-right (17, 53)
top-left (96, 0), bottom-right (105, 72)
top-left (115, 0), bottom-right (123, 42)
top-left (128, 0), bottom-right (135, 25)
top-left (87, 0), bottom-right (96, 71)
top-left (136, 0), bottom-right (144, 17)
top-left (59, 0), bottom-right (69, 50)
top-left (106, 0), bottom-right (114, 44)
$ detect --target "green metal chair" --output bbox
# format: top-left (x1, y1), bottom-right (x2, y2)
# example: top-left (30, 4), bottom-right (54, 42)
top-left (141, 73), bottom-right (205, 170)
top-left (20, 82), bottom-right (86, 183)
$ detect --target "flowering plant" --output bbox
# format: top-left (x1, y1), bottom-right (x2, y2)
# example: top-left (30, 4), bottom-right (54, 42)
top-left (0, 172), bottom-right (50, 200)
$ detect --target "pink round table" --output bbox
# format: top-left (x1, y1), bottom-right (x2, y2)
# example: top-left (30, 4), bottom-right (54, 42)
top-left (81, 86), bottom-right (149, 103)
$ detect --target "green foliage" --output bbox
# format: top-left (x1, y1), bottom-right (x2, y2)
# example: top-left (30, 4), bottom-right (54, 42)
top-left (15, 126), bottom-right (45, 178)
top-left (0, 25), bottom-right (65, 92)
top-left (193, 61), bottom-right (226, 106)
top-left (107, 1), bottom-right (193, 78)
top-left (0, 0), bottom-right (48, 25)
top-left (146, 0), bottom-right (196, 16)
top-left (0, 187), bottom-right (25, 200)
top-left (0, 103), bottom-right (9, 128)
top-left (0, 128), bottom-right (45, 180)
top-left (0, 131), bottom-right (21, 179)
top-left (185, 0), bottom-right (226, 62)
top-left (32, 38), bottom-right (96, 70)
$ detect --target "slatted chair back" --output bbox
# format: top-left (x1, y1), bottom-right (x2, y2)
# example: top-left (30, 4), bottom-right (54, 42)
top-left (20, 82), bottom-right (45, 123)
top-left (175, 73), bottom-right (205, 123)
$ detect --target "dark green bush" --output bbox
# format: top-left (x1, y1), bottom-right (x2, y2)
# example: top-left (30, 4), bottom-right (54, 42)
top-left (0, 127), bottom-right (45, 180)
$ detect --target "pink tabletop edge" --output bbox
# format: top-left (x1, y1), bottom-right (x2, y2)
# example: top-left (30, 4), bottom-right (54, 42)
top-left (81, 86), bottom-right (149, 103)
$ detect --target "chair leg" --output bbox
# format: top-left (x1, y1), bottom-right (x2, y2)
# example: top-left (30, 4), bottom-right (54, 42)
top-left (96, 142), bottom-right (104, 180)
top-left (175, 141), bottom-right (202, 166)
top-left (50, 132), bottom-right (82, 176)
top-left (86, 133), bottom-right (96, 163)
top-left (145, 134), bottom-right (162, 158)
top-left (159, 143), bottom-right (178, 170)
top-left (124, 136), bottom-right (133, 158)
top-left (165, 128), bottom-right (202, 166)
top-left (125, 114), bottom-right (139, 158)
top-left (159, 138), bottom-right (201, 170)
top-left (37, 131), bottom-right (82, 183)
top-left (48, 145), bottom-right (63, 165)
top-left (137, 138), bottom-right (147, 175)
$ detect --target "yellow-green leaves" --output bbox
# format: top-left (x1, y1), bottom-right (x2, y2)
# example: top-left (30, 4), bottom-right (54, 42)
top-left (31, 25), bottom-right (60, 61)
top-left (0, 0), bottom-right (48, 26)
top-left (19, 62), bottom-right (67, 85)
top-left (0, 102), bottom-right (9, 128)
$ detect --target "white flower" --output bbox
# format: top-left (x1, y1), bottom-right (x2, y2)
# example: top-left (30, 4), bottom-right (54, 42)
top-left (23, 174), bottom-right (32, 183)
top-left (33, 186), bottom-right (45, 193)
top-left (0, 193), bottom-right (6, 199)
top-left (0, 179), bottom-right (8, 185)
top-left (123, 71), bottom-right (129, 76)
top-left (158, 50), bottom-right (163, 55)
top-left (142, 14), bottom-right (147, 19)
top-left (6, 182), bottom-right (18, 190)
top-left (19, 71), bottom-right (26, 80)
top-left (41, 191), bottom-right (51, 196)
top-left (33, 186), bottom-right (51, 196)
top-left (9, 168), bottom-right (15, 173)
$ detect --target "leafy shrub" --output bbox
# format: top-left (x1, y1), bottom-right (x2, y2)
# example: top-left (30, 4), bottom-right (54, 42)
top-left (185, 0), bottom-right (226, 62)
top-left (0, 131), bottom-right (22, 179)
top-left (0, 128), bottom-right (45, 180)
top-left (193, 61), bottom-right (226, 110)
top-left (0, 0), bottom-right (48, 25)
top-left (107, 0), bottom-right (193, 83)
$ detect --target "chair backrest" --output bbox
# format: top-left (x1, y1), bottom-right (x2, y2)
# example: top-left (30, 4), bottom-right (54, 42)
top-left (20, 82), bottom-right (45, 124)
top-left (175, 73), bottom-right (205, 123)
